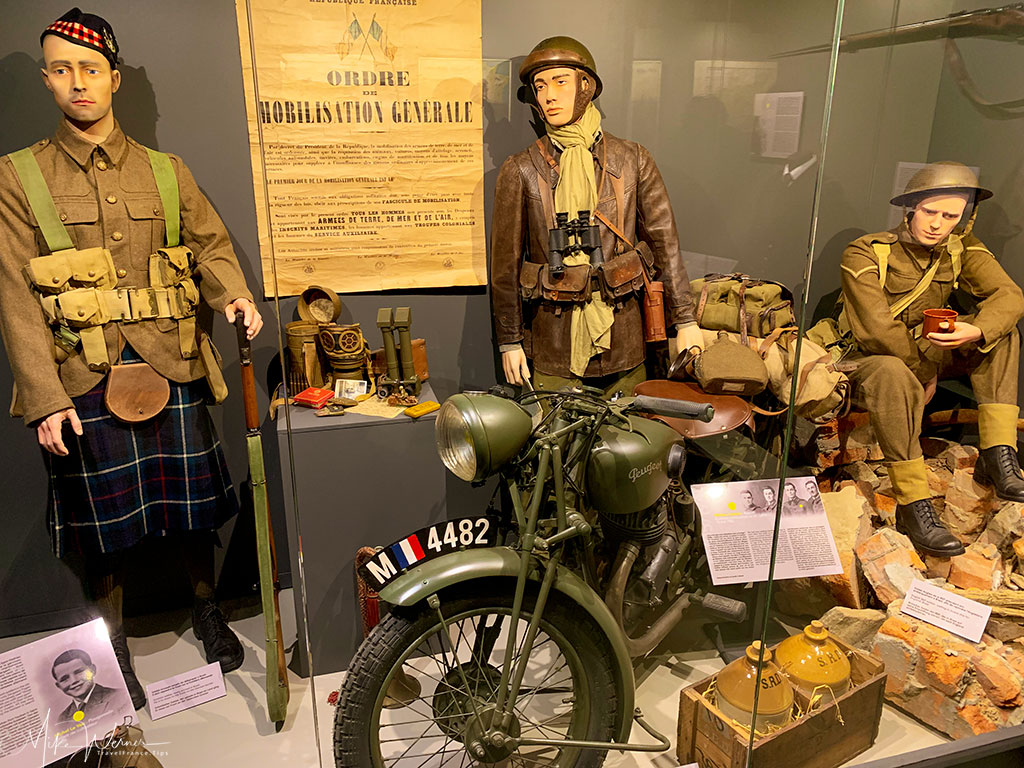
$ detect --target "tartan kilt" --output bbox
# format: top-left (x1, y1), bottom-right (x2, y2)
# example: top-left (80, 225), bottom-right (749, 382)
top-left (45, 356), bottom-right (238, 558)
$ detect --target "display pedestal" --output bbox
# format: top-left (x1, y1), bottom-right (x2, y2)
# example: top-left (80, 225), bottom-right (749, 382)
top-left (276, 383), bottom-right (447, 676)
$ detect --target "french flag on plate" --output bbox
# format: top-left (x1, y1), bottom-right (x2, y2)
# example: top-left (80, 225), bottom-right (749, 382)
top-left (391, 534), bottom-right (426, 569)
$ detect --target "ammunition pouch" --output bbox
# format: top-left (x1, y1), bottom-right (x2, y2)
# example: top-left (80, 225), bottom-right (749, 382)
top-left (25, 247), bottom-right (117, 293)
top-left (597, 247), bottom-right (646, 303)
top-left (26, 246), bottom-right (201, 373)
top-left (519, 262), bottom-right (593, 304)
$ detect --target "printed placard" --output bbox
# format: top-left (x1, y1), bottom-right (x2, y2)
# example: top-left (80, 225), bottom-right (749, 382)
top-left (145, 663), bottom-right (226, 721)
top-left (691, 477), bottom-right (843, 586)
top-left (901, 579), bottom-right (992, 644)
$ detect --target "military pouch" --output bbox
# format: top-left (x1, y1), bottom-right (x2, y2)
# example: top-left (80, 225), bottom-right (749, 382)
top-left (26, 247), bottom-right (117, 293)
top-left (690, 331), bottom-right (769, 396)
top-left (149, 245), bottom-right (194, 287)
top-left (539, 263), bottom-right (591, 303)
top-left (199, 332), bottom-right (229, 404)
top-left (693, 273), bottom-right (796, 338)
top-left (597, 248), bottom-right (645, 302)
top-left (105, 361), bottom-right (170, 423)
top-left (518, 262), bottom-right (543, 301)
top-left (57, 288), bottom-right (111, 328)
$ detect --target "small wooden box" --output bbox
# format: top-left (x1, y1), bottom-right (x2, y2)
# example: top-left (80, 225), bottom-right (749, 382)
top-left (677, 639), bottom-right (886, 768)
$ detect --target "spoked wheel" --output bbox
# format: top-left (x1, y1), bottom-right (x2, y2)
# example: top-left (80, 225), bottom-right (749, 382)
top-left (334, 585), bottom-right (619, 767)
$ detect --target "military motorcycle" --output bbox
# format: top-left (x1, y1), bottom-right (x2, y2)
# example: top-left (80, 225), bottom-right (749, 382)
top-left (335, 386), bottom-right (750, 767)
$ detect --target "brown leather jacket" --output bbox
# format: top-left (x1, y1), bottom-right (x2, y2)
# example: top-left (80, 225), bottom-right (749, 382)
top-left (490, 132), bottom-right (695, 378)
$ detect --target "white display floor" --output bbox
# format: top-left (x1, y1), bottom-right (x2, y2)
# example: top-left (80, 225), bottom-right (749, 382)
top-left (1, 589), bottom-right (947, 767)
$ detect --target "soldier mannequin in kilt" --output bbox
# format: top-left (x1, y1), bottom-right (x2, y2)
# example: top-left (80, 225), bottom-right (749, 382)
top-left (0, 9), bottom-right (264, 709)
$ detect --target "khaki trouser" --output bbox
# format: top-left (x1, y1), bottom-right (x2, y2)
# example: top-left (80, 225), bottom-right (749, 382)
top-left (848, 326), bottom-right (1019, 463)
top-left (534, 362), bottom-right (647, 401)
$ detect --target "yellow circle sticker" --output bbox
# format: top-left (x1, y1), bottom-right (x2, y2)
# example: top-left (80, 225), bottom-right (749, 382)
top-left (727, 501), bottom-right (737, 510)
top-left (73, 711), bottom-right (84, 722)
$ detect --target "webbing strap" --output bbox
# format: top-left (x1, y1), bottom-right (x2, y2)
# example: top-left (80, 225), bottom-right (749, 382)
top-left (870, 240), bottom-right (947, 319)
top-left (146, 148), bottom-right (180, 247)
top-left (8, 149), bottom-right (74, 253)
top-left (889, 255), bottom-right (944, 318)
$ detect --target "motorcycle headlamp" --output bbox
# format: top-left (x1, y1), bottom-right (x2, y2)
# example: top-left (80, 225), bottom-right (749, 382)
top-left (435, 393), bottom-right (533, 482)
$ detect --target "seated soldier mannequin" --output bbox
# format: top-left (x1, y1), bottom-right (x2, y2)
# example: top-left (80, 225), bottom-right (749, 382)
top-left (0, 9), bottom-right (264, 708)
top-left (841, 162), bottom-right (1024, 557)
top-left (490, 36), bottom-right (703, 395)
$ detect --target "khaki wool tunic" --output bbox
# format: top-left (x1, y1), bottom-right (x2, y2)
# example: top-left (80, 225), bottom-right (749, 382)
top-left (0, 120), bottom-right (253, 426)
top-left (840, 224), bottom-right (1024, 460)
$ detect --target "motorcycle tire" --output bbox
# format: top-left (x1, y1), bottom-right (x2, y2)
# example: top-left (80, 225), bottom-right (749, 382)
top-left (334, 582), bottom-right (620, 768)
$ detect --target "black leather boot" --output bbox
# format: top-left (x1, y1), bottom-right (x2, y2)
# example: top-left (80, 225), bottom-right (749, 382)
top-left (895, 498), bottom-right (965, 558)
top-left (192, 598), bottom-right (244, 673)
top-left (110, 630), bottom-right (147, 710)
top-left (974, 445), bottom-right (1024, 502)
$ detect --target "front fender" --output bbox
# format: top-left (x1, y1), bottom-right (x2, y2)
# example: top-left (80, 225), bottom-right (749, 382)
top-left (378, 546), bottom-right (636, 743)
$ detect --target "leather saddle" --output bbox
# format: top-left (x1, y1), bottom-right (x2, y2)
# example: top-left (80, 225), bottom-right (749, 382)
top-left (633, 379), bottom-right (753, 439)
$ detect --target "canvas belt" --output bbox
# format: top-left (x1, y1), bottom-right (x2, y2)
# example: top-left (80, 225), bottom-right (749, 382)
top-left (8, 145), bottom-right (200, 371)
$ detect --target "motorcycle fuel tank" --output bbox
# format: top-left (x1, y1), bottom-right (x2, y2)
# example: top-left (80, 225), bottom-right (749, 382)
top-left (586, 415), bottom-right (682, 516)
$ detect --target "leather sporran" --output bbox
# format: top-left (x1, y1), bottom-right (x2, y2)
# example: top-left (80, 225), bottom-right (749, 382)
top-left (681, 331), bottom-right (769, 396)
top-left (104, 363), bottom-right (170, 422)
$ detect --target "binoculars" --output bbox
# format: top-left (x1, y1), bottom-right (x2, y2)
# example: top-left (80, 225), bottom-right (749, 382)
top-left (547, 209), bottom-right (604, 277)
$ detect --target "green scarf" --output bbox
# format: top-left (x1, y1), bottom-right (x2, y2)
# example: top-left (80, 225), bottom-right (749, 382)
top-left (546, 103), bottom-right (614, 376)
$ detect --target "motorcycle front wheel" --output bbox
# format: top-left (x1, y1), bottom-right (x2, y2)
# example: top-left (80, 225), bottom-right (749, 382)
top-left (334, 584), bottom-right (620, 767)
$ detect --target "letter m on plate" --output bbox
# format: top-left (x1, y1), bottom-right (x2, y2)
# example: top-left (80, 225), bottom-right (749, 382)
top-left (365, 552), bottom-right (398, 586)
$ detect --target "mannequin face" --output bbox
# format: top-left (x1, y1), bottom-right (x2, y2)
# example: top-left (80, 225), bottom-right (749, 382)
top-left (532, 66), bottom-right (578, 127)
top-left (41, 35), bottom-right (120, 128)
top-left (908, 192), bottom-right (970, 247)
top-left (53, 658), bottom-right (96, 700)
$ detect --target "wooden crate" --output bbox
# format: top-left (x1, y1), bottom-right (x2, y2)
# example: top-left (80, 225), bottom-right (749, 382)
top-left (677, 639), bottom-right (886, 768)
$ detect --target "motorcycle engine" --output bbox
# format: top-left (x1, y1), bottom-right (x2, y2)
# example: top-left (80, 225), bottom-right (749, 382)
top-left (599, 485), bottom-right (698, 626)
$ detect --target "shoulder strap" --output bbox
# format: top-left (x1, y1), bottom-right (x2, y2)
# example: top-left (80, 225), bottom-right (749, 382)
top-left (7, 148), bottom-right (74, 253)
top-left (871, 242), bottom-right (890, 285)
top-left (145, 148), bottom-right (180, 247)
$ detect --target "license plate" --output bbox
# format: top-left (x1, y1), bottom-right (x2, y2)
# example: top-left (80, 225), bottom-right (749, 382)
top-left (358, 516), bottom-right (500, 591)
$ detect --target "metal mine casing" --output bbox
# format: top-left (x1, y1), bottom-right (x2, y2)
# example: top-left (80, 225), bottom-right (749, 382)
top-left (775, 621), bottom-right (852, 696)
top-left (716, 641), bottom-right (794, 732)
top-left (586, 416), bottom-right (681, 516)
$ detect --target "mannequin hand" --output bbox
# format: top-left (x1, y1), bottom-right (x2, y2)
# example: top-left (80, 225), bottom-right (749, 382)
top-left (225, 298), bottom-right (263, 340)
top-left (923, 375), bottom-right (938, 405)
top-left (37, 408), bottom-right (82, 456)
top-left (502, 348), bottom-right (531, 385)
top-left (670, 322), bottom-right (705, 359)
top-left (926, 320), bottom-right (982, 349)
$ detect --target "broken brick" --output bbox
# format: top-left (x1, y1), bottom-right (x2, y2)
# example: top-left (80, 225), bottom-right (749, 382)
top-left (856, 528), bottom-right (925, 605)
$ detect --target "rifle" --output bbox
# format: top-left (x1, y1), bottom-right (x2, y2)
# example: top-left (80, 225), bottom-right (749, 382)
top-left (773, 4), bottom-right (1024, 116)
top-left (236, 315), bottom-right (289, 724)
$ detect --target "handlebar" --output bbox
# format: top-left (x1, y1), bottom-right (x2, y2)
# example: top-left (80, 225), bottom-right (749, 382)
top-left (631, 395), bottom-right (715, 423)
